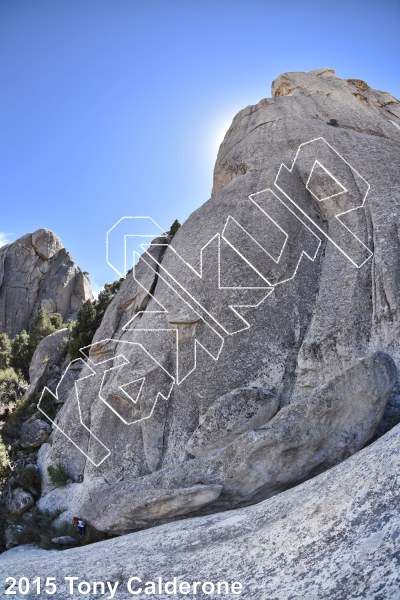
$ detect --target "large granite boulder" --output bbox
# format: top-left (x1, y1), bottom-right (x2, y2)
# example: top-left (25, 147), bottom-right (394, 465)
top-left (2, 424), bottom-right (400, 599)
top-left (185, 386), bottom-right (279, 457)
top-left (20, 419), bottom-right (51, 449)
top-left (27, 328), bottom-right (70, 396)
top-left (6, 488), bottom-right (34, 515)
top-left (39, 69), bottom-right (400, 532)
top-left (31, 228), bottom-right (64, 261)
top-left (0, 228), bottom-right (93, 338)
top-left (88, 485), bottom-right (223, 534)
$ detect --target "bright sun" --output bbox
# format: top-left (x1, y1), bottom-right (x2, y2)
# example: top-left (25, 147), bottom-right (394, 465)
top-left (213, 120), bottom-right (233, 156)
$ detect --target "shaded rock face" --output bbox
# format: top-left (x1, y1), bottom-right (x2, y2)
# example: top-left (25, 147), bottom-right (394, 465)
top-left (40, 69), bottom-right (400, 532)
top-left (0, 228), bottom-right (93, 338)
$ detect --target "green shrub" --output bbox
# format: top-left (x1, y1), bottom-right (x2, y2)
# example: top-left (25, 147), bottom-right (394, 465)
top-left (8, 508), bottom-right (78, 550)
top-left (0, 439), bottom-right (10, 484)
top-left (0, 368), bottom-right (24, 406)
top-left (2, 394), bottom-right (36, 439)
top-left (0, 505), bottom-right (115, 551)
top-left (37, 389), bottom-right (55, 424)
top-left (49, 313), bottom-right (63, 329)
top-left (56, 336), bottom-right (69, 354)
top-left (95, 280), bottom-right (122, 324)
top-left (10, 330), bottom-right (31, 378)
top-left (0, 334), bottom-right (11, 370)
top-left (16, 464), bottom-right (41, 496)
top-left (327, 118), bottom-right (338, 127)
top-left (9, 313), bottom-right (65, 378)
top-left (69, 300), bottom-right (97, 360)
top-left (47, 463), bottom-right (68, 487)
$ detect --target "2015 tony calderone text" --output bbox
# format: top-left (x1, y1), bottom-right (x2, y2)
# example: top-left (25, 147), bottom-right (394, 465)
top-left (5, 576), bottom-right (243, 596)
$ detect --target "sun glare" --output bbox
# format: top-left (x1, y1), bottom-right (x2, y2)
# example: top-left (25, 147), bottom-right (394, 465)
top-left (208, 118), bottom-right (233, 160)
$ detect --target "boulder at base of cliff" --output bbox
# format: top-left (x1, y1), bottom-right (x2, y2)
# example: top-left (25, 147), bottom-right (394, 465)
top-left (78, 351), bottom-right (397, 533)
top-left (20, 419), bottom-right (51, 449)
top-left (6, 488), bottom-right (35, 515)
top-left (186, 386), bottom-right (279, 457)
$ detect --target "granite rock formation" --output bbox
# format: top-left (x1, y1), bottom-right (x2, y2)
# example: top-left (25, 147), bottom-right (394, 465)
top-left (27, 327), bottom-right (71, 396)
top-left (53, 351), bottom-right (394, 534)
top-left (0, 228), bottom-right (93, 338)
top-left (20, 418), bottom-right (51, 449)
top-left (185, 386), bottom-right (279, 457)
top-left (6, 488), bottom-right (34, 516)
top-left (35, 68), bottom-right (400, 533)
top-left (2, 423), bottom-right (400, 599)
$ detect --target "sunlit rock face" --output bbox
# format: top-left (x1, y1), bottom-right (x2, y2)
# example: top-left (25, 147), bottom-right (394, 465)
top-left (39, 69), bottom-right (400, 533)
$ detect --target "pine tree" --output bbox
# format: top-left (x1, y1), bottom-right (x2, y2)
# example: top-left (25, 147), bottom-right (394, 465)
top-left (0, 368), bottom-right (21, 405)
top-left (69, 300), bottom-right (98, 360)
top-left (0, 333), bottom-right (11, 370)
top-left (29, 309), bottom-right (56, 353)
top-left (95, 279), bottom-right (122, 329)
top-left (69, 278), bottom-right (123, 360)
top-left (168, 219), bottom-right (181, 238)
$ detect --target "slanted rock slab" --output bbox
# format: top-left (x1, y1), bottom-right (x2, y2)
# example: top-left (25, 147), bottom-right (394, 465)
top-left (2, 425), bottom-right (400, 599)
top-left (186, 386), bottom-right (279, 457)
top-left (84, 484), bottom-right (223, 534)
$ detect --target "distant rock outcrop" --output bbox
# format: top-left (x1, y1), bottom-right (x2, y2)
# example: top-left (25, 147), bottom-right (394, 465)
top-left (33, 68), bottom-right (400, 534)
top-left (0, 228), bottom-right (93, 338)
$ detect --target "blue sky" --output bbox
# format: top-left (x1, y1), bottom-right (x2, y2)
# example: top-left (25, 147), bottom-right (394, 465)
top-left (1, 0), bottom-right (399, 293)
